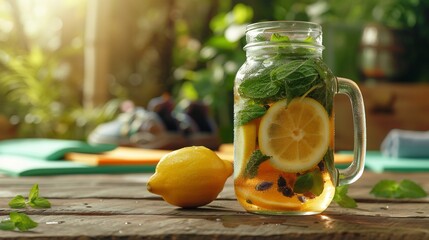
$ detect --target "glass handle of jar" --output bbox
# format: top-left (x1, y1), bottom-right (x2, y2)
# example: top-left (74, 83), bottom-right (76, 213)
top-left (336, 77), bottom-right (367, 186)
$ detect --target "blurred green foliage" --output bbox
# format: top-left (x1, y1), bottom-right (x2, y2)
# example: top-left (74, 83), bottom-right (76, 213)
top-left (172, 0), bottom-right (429, 142)
top-left (0, 0), bottom-right (427, 142)
top-left (172, 2), bottom-right (253, 142)
top-left (0, 46), bottom-right (120, 139)
top-left (0, 0), bottom-right (120, 139)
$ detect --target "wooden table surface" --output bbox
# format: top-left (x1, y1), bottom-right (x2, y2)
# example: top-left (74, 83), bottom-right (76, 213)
top-left (0, 171), bottom-right (428, 240)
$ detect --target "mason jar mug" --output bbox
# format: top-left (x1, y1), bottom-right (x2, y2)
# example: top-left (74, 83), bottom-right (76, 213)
top-left (233, 21), bottom-right (366, 215)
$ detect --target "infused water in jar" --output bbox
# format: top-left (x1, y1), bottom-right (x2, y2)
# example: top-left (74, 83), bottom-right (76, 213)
top-left (233, 21), bottom-right (366, 215)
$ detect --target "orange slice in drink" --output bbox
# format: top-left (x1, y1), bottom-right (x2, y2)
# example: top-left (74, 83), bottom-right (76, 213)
top-left (235, 161), bottom-right (302, 211)
top-left (258, 97), bottom-right (329, 173)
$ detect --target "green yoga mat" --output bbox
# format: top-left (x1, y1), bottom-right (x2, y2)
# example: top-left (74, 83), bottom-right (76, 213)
top-left (364, 151), bottom-right (429, 173)
top-left (0, 138), bottom-right (155, 176)
top-left (0, 155), bottom-right (155, 176)
top-left (0, 138), bottom-right (116, 160)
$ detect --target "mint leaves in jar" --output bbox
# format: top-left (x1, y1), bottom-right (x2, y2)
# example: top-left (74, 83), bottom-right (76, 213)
top-left (236, 57), bottom-right (332, 128)
top-left (238, 59), bottom-right (322, 106)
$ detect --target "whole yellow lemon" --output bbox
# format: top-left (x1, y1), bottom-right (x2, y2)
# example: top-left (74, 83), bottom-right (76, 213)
top-left (147, 146), bottom-right (233, 208)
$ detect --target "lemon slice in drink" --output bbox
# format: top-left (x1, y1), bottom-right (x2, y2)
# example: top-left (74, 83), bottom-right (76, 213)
top-left (233, 122), bottom-right (257, 179)
top-left (258, 97), bottom-right (329, 173)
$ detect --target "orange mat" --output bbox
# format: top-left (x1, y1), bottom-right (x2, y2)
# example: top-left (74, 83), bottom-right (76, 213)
top-left (65, 144), bottom-right (352, 166)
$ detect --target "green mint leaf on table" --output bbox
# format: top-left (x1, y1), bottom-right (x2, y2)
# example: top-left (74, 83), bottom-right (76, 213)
top-left (244, 150), bottom-right (270, 179)
top-left (28, 184), bottom-right (40, 202)
top-left (369, 180), bottom-right (397, 198)
top-left (8, 184), bottom-right (51, 209)
top-left (8, 195), bottom-right (26, 208)
top-left (396, 180), bottom-right (428, 198)
top-left (334, 185), bottom-right (357, 208)
top-left (0, 212), bottom-right (38, 232)
top-left (236, 102), bottom-right (267, 126)
top-left (29, 197), bottom-right (51, 208)
top-left (9, 212), bottom-right (38, 232)
top-left (293, 169), bottom-right (324, 196)
top-left (0, 220), bottom-right (16, 231)
top-left (29, 184), bottom-right (51, 208)
top-left (370, 179), bottom-right (427, 199)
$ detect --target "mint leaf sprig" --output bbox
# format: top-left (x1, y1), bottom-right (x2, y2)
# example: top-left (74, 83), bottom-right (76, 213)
top-left (294, 169), bottom-right (325, 197)
top-left (1, 184), bottom-right (51, 232)
top-left (244, 150), bottom-right (270, 179)
top-left (8, 184), bottom-right (51, 209)
top-left (0, 212), bottom-right (38, 232)
top-left (333, 185), bottom-right (357, 208)
top-left (370, 179), bottom-right (427, 199)
top-left (334, 179), bottom-right (427, 209)
top-left (236, 102), bottom-right (267, 126)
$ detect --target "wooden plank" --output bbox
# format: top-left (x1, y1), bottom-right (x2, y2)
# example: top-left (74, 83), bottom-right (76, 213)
top-left (0, 206), bottom-right (428, 239)
top-left (0, 197), bottom-right (427, 218)
top-left (1, 172), bottom-right (427, 202)
top-left (0, 172), bottom-right (428, 239)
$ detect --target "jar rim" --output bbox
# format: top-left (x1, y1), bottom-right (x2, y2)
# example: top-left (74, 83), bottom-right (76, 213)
top-left (244, 21), bottom-right (324, 54)
top-left (246, 21), bottom-right (322, 33)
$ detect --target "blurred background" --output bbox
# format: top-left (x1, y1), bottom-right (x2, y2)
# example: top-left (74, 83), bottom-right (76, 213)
top-left (0, 0), bottom-right (428, 148)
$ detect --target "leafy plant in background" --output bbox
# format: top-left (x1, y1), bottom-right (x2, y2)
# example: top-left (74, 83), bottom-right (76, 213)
top-left (379, 0), bottom-right (429, 81)
top-left (0, 0), bottom-right (122, 140)
top-left (0, 46), bottom-right (120, 139)
top-left (308, 0), bottom-right (429, 82)
top-left (1, 0), bottom-right (427, 141)
top-left (172, 3), bottom-right (253, 142)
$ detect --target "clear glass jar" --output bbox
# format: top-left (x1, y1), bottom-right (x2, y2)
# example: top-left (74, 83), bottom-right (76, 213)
top-left (233, 21), bottom-right (366, 215)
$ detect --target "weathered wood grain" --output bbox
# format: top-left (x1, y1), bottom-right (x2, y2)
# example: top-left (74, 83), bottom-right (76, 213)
top-left (0, 197), bottom-right (427, 218)
top-left (1, 171), bottom-right (427, 201)
top-left (0, 205), bottom-right (428, 240)
top-left (0, 171), bottom-right (428, 239)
